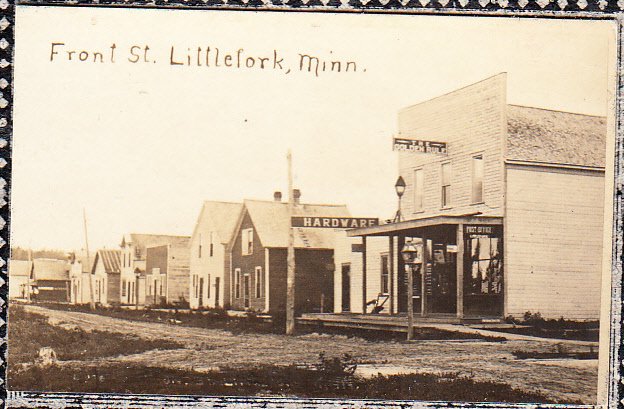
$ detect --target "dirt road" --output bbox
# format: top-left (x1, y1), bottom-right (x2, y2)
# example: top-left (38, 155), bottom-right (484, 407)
top-left (18, 305), bottom-right (598, 404)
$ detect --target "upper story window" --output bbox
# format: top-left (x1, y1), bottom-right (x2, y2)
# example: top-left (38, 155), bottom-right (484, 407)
top-left (198, 233), bottom-right (202, 258)
top-left (242, 228), bottom-right (254, 255)
top-left (414, 168), bottom-right (424, 212)
top-left (209, 232), bottom-right (214, 257)
top-left (441, 162), bottom-right (451, 208)
top-left (472, 155), bottom-right (484, 204)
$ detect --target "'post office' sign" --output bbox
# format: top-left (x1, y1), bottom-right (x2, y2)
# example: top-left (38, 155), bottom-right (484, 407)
top-left (292, 217), bottom-right (379, 229)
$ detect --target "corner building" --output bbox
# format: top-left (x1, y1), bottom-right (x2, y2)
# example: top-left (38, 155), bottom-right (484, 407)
top-left (341, 73), bottom-right (606, 321)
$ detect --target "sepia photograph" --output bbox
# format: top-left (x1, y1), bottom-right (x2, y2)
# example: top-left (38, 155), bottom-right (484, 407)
top-left (5, 6), bottom-right (619, 407)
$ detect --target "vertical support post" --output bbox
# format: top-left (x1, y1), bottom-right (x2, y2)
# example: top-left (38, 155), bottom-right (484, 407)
top-left (406, 262), bottom-right (414, 341)
top-left (421, 233), bottom-right (428, 317)
top-left (389, 235), bottom-right (394, 315)
top-left (456, 224), bottom-right (464, 319)
top-left (286, 150), bottom-right (296, 335)
top-left (397, 235), bottom-right (405, 313)
top-left (361, 236), bottom-right (367, 314)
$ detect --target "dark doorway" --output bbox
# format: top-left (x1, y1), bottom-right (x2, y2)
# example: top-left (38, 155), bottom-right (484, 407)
top-left (243, 275), bottom-right (250, 308)
top-left (427, 228), bottom-right (458, 314)
top-left (215, 277), bottom-right (220, 307)
top-left (341, 263), bottom-right (351, 312)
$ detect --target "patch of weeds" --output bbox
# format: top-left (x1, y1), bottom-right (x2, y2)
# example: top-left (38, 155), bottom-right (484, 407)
top-left (8, 361), bottom-right (572, 403)
top-left (8, 305), bottom-right (184, 366)
top-left (501, 312), bottom-right (599, 342)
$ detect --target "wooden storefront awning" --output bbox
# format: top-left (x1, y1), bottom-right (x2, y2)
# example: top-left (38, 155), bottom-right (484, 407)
top-left (346, 215), bottom-right (503, 237)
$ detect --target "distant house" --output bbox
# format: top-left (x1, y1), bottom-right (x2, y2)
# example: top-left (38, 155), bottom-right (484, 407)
top-left (32, 258), bottom-right (70, 302)
top-left (145, 237), bottom-right (191, 307)
top-left (189, 201), bottom-right (243, 310)
top-left (92, 249), bottom-right (122, 306)
top-left (119, 234), bottom-right (190, 306)
top-left (8, 259), bottom-right (32, 299)
top-left (229, 194), bottom-right (350, 314)
top-left (69, 252), bottom-right (93, 305)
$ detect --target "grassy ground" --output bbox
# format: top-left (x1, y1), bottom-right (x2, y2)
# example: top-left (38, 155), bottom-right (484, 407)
top-left (38, 302), bottom-right (504, 341)
top-left (9, 361), bottom-right (563, 403)
top-left (8, 305), bottom-right (184, 365)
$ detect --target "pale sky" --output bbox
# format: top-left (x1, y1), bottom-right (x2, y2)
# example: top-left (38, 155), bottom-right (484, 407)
top-left (11, 6), bottom-right (615, 250)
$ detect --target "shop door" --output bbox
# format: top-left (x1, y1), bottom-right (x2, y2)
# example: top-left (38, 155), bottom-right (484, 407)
top-left (341, 264), bottom-right (351, 312)
top-left (243, 275), bottom-right (250, 308)
top-left (427, 240), bottom-right (457, 314)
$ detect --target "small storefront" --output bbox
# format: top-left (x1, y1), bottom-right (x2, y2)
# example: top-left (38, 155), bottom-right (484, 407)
top-left (347, 215), bottom-right (504, 320)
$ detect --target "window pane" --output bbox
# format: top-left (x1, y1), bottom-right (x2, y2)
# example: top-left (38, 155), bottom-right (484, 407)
top-left (472, 156), bottom-right (484, 203)
top-left (414, 169), bottom-right (424, 211)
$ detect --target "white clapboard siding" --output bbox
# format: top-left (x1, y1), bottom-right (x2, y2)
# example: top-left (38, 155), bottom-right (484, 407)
top-left (333, 231), bottom-right (394, 314)
top-left (505, 165), bottom-right (605, 320)
top-left (398, 74), bottom-right (506, 219)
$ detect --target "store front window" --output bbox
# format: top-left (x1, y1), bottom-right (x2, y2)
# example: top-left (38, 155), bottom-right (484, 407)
top-left (463, 225), bottom-right (503, 317)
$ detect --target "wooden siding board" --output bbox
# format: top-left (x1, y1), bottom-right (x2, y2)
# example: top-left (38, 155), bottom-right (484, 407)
top-left (505, 165), bottom-right (604, 320)
top-left (398, 74), bottom-right (506, 219)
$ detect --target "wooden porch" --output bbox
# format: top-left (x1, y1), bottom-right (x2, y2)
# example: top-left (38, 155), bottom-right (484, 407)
top-left (297, 312), bottom-right (504, 333)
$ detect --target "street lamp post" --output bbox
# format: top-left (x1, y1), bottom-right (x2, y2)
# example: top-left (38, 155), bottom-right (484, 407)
top-left (401, 242), bottom-right (418, 341)
top-left (394, 176), bottom-right (406, 223)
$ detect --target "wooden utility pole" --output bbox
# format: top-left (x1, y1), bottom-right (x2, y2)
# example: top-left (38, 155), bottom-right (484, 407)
top-left (83, 208), bottom-right (96, 310)
top-left (285, 150), bottom-right (296, 335)
top-left (26, 248), bottom-right (32, 302)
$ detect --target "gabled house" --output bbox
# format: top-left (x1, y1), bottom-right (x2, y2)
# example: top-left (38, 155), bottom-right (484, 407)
top-left (342, 73), bottom-right (607, 321)
top-left (119, 233), bottom-right (190, 306)
top-left (69, 252), bottom-right (94, 305)
top-left (31, 258), bottom-right (70, 302)
top-left (145, 237), bottom-right (191, 307)
top-left (91, 249), bottom-right (122, 306)
top-left (189, 201), bottom-right (243, 310)
top-left (8, 259), bottom-right (32, 300)
top-left (229, 194), bottom-right (350, 314)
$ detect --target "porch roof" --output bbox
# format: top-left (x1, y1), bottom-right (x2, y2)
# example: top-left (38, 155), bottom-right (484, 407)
top-left (346, 215), bottom-right (503, 237)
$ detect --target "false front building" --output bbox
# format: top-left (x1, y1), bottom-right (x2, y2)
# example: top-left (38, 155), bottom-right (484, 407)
top-left (119, 233), bottom-right (190, 306)
top-left (338, 73), bottom-right (606, 321)
top-left (230, 194), bottom-right (350, 314)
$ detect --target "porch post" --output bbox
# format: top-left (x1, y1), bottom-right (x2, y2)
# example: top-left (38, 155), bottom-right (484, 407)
top-left (456, 224), bottom-right (464, 319)
top-left (362, 236), bottom-right (367, 314)
top-left (421, 232), bottom-right (428, 317)
top-left (389, 235), bottom-right (394, 315)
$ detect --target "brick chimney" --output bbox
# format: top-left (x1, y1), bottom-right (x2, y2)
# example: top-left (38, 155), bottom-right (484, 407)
top-left (293, 189), bottom-right (301, 204)
top-left (274, 191), bottom-right (282, 202)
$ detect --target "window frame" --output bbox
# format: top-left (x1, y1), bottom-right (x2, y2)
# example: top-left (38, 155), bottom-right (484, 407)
top-left (235, 268), bottom-right (241, 298)
top-left (242, 228), bottom-right (254, 256)
top-left (255, 266), bottom-right (263, 298)
top-left (413, 167), bottom-right (425, 213)
top-left (471, 153), bottom-right (485, 204)
top-left (440, 161), bottom-right (452, 209)
top-left (380, 253), bottom-right (389, 295)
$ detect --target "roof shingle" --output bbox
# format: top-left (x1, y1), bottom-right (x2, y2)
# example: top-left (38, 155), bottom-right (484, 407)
top-left (506, 105), bottom-right (607, 168)
top-left (244, 200), bottom-right (351, 249)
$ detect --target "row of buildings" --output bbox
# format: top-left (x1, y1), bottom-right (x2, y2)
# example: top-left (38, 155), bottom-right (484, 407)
top-left (9, 73), bottom-right (607, 321)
